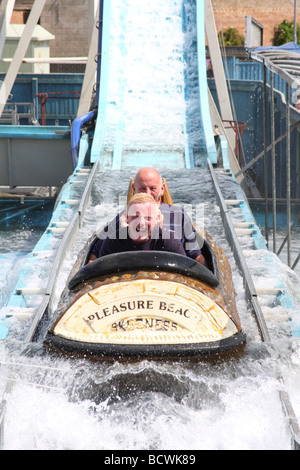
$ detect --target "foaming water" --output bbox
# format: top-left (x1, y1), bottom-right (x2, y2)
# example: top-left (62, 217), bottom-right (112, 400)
top-left (103, 0), bottom-right (185, 154)
top-left (0, 343), bottom-right (292, 450)
top-left (0, 228), bottom-right (46, 309)
top-left (1, 168), bottom-right (296, 450)
top-left (1, 0), bottom-right (300, 450)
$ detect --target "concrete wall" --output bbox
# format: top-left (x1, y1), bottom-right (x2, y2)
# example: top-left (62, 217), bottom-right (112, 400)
top-left (39, 0), bottom-right (89, 72)
top-left (40, 0), bottom-right (89, 60)
top-left (13, 0), bottom-right (90, 72)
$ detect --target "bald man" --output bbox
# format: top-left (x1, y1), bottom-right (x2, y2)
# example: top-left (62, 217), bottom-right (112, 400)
top-left (132, 167), bottom-right (165, 203)
top-left (88, 167), bottom-right (205, 265)
top-left (131, 167), bottom-right (205, 264)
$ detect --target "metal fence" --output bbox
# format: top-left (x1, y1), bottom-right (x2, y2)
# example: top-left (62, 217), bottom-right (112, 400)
top-left (213, 56), bottom-right (300, 271)
top-left (0, 73), bottom-right (84, 126)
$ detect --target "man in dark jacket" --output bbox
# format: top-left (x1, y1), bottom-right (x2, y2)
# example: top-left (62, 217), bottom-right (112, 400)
top-left (94, 193), bottom-right (186, 258)
top-left (89, 167), bottom-right (205, 264)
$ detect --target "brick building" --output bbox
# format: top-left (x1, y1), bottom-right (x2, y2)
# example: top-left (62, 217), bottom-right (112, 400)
top-left (212, 0), bottom-right (298, 46)
top-left (40, 0), bottom-right (89, 64)
top-left (10, 0), bottom-right (300, 70)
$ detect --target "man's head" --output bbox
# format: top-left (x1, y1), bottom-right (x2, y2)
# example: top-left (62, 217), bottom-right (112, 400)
top-left (132, 167), bottom-right (165, 203)
top-left (126, 193), bottom-right (160, 243)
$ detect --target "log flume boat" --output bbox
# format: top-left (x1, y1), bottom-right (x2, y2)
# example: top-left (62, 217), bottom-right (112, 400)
top-left (44, 180), bottom-right (246, 360)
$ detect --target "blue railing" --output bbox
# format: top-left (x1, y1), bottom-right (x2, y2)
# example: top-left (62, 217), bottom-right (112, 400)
top-left (0, 73), bottom-right (84, 126)
top-left (223, 56), bottom-right (290, 96)
top-left (71, 110), bottom-right (95, 168)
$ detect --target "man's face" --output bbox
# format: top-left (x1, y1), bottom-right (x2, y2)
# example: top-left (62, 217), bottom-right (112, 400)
top-left (133, 172), bottom-right (165, 203)
top-left (127, 202), bottom-right (159, 243)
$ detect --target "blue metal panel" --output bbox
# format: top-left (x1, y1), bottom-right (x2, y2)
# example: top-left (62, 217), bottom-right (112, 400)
top-left (0, 124), bottom-right (70, 139)
top-left (0, 73), bottom-right (84, 125)
top-left (91, 0), bottom-right (111, 164)
top-left (0, 125), bottom-right (73, 187)
top-left (223, 57), bottom-right (292, 97)
top-left (208, 78), bottom-right (299, 200)
top-left (0, 199), bottom-right (55, 228)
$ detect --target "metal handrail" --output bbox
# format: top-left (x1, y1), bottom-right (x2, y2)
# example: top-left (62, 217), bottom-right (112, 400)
top-left (223, 119), bottom-right (247, 165)
top-left (208, 159), bottom-right (270, 342)
top-left (24, 159), bottom-right (100, 344)
top-left (209, 159), bottom-right (300, 449)
top-left (36, 91), bottom-right (81, 125)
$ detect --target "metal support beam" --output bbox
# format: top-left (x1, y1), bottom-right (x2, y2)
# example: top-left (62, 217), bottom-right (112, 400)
top-left (234, 121), bottom-right (300, 178)
top-left (204, 0), bottom-right (233, 128)
top-left (1, 57), bottom-right (87, 64)
top-left (271, 72), bottom-right (277, 253)
top-left (277, 210), bottom-right (300, 256)
top-left (294, 0), bottom-right (298, 45)
top-left (88, 0), bottom-right (98, 46)
top-left (0, 0), bottom-right (15, 59)
top-left (0, 0), bottom-right (46, 117)
top-left (204, 0), bottom-right (242, 178)
top-left (292, 251), bottom-right (300, 270)
top-left (286, 83), bottom-right (291, 267)
top-left (77, 0), bottom-right (100, 116)
top-left (263, 63), bottom-right (269, 246)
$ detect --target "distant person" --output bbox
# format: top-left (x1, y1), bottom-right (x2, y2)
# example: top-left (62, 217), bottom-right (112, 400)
top-left (88, 167), bottom-right (205, 265)
top-left (94, 193), bottom-right (186, 258)
top-left (206, 59), bottom-right (214, 78)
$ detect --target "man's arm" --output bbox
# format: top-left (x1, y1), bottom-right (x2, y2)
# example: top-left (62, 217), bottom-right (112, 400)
top-left (195, 254), bottom-right (206, 266)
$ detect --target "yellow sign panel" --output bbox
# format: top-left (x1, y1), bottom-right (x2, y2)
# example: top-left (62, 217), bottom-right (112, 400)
top-left (54, 279), bottom-right (238, 345)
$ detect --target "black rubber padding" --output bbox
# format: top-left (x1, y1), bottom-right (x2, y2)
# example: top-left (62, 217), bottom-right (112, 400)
top-left (68, 251), bottom-right (219, 291)
top-left (45, 330), bottom-right (247, 359)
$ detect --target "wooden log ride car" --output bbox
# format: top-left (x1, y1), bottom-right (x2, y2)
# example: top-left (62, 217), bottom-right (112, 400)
top-left (44, 180), bottom-right (246, 359)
